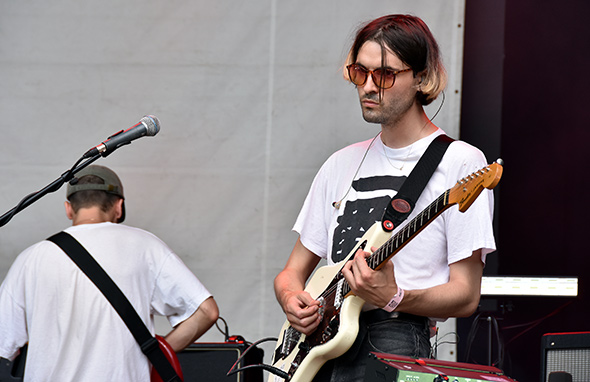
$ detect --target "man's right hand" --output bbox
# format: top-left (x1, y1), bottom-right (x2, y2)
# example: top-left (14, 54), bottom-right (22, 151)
top-left (274, 237), bottom-right (323, 335)
top-left (282, 290), bottom-right (322, 336)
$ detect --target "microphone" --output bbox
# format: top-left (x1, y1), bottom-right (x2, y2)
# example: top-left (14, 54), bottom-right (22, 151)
top-left (83, 115), bottom-right (161, 158)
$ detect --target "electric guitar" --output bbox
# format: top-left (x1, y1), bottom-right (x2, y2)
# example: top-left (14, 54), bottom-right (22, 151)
top-left (150, 335), bottom-right (184, 382)
top-left (268, 160), bottom-right (503, 382)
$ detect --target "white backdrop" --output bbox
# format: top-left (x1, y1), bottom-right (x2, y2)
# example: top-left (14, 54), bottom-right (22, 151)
top-left (0, 0), bottom-right (465, 366)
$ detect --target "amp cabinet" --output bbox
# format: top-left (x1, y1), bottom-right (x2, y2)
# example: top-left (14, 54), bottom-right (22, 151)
top-left (177, 341), bottom-right (264, 382)
top-left (541, 332), bottom-right (590, 382)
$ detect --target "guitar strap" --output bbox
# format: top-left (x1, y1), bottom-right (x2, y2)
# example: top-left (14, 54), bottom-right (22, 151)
top-left (381, 134), bottom-right (454, 232)
top-left (46, 231), bottom-right (182, 382)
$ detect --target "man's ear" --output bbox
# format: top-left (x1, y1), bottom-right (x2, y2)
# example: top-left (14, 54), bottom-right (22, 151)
top-left (64, 201), bottom-right (75, 221)
top-left (414, 70), bottom-right (426, 89)
top-left (114, 198), bottom-right (124, 222)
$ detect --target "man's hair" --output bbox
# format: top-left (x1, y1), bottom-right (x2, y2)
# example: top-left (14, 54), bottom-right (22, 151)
top-left (344, 14), bottom-right (447, 105)
top-left (67, 174), bottom-right (122, 214)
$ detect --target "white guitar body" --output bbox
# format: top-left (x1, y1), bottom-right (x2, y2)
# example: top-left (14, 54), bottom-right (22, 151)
top-left (269, 295), bottom-right (364, 382)
top-left (269, 223), bottom-right (392, 382)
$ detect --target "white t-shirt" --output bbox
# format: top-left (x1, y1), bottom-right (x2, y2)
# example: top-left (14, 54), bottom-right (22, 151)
top-left (0, 222), bottom-right (212, 382)
top-left (294, 129), bottom-right (496, 292)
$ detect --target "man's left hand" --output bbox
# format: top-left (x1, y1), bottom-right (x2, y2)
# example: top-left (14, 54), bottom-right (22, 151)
top-left (341, 247), bottom-right (399, 308)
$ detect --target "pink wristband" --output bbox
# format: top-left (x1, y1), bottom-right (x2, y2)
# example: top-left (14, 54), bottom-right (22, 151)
top-left (383, 287), bottom-right (404, 312)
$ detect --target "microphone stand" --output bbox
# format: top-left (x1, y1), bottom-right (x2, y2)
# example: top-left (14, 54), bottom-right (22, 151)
top-left (0, 153), bottom-right (102, 228)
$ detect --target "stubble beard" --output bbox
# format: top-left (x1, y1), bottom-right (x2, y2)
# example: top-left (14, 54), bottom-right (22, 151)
top-left (360, 92), bottom-right (416, 126)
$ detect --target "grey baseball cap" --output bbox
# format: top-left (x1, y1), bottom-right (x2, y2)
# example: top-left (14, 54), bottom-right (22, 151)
top-left (66, 165), bottom-right (126, 222)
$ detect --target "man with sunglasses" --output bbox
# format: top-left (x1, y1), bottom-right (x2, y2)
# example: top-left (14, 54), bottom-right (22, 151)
top-left (273, 14), bottom-right (495, 381)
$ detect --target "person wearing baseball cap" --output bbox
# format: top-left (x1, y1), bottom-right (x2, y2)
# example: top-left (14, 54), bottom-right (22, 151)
top-left (66, 165), bottom-right (127, 223)
top-left (0, 165), bottom-right (219, 381)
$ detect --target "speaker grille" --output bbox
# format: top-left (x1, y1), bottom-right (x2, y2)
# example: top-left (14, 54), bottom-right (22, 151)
top-left (545, 349), bottom-right (590, 382)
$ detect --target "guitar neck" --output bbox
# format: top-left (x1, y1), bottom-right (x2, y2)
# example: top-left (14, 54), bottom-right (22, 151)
top-left (341, 190), bottom-right (452, 297)
top-left (372, 190), bottom-right (451, 270)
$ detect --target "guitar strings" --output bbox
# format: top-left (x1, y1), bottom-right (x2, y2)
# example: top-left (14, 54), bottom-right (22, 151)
top-left (319, 190), bottom-right (451, 303)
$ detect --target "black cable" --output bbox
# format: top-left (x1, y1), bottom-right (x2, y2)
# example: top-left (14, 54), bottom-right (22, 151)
top-left (429, 329), bottom-right (459, 359)
top-left (230, 363), bottom-right (289, 380)
top-left (214, 316), bottom-right (230, 342)
top-left (463, 312), bottom-right (482, 363)
top-left (212, 318), bottom-right (286, 379)
top-left (226, 337), bottom-right (288, 379)
top-left (491, 315), bottom-right (504, 369)
top-left (429, 90), bottom-right (445, 122)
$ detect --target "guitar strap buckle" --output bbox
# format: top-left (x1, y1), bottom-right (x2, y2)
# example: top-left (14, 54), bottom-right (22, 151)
top-left (141, 336), bottom-right (159, 355)
top-left (382, 194), bottom-right (414, 232)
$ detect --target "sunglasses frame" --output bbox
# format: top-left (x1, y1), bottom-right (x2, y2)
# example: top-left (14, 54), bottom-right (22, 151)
top-left (346, 64), bottom-right (413, 90)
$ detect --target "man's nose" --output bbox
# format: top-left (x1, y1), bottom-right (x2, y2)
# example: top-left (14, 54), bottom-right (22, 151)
top-left (362, 73), bottom-right (380, 93)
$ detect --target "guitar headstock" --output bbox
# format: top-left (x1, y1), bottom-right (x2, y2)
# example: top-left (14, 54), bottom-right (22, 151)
top-left (448, 159), bottom-right (503, 212)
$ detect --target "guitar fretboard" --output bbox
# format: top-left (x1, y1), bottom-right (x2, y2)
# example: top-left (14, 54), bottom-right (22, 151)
top-left (340, 190), bottom-right (451, 297)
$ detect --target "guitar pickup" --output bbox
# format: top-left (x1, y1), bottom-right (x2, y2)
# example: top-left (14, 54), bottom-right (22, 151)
top-left (334, 279), bottom-right (344, 309)
top-left (317, 297), bottom-right (325, 318)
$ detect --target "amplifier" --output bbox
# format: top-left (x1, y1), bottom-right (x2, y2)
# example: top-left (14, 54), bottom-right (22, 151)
top-left (177, 340), bottom-right (264, 382)
top-left (541, 332), bottom-right (590, 382)
top-left (0, 346), bottom-right (26, 382)
top-left (0, 358), bottom-right (23, 382)
top-left (364, 352), bottom-right (517, 382)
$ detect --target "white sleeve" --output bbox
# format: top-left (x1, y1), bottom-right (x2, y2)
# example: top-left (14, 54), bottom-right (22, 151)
top-left (443, 142), bottom-right (496, 265)
top-left (293, 162), bottom-right (332, 259)
top-left (151, 252), bottom-right (212, 328)
top-left (0, 252), bottom-right (30, 360)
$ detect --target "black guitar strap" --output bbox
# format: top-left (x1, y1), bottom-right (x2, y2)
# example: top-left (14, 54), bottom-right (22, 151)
top-left (381, 134), bottom-right (454, 232)
top-left (47, 231), bottom-right (182, 382)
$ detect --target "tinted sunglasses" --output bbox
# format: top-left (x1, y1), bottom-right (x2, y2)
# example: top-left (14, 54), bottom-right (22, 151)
top-left (346, 64), bottom-right (412, 89)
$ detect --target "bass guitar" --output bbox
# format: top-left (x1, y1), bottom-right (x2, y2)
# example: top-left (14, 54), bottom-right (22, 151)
top-left (268, 160), bottom-right (503, 382)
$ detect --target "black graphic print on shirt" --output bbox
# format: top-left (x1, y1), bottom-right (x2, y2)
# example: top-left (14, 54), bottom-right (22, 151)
top-left (331, 174), bottom-right (406, 263)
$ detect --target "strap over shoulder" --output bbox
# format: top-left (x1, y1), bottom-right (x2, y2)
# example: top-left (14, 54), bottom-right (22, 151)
top-left (381, 134), bottom-right (454, 232)
top-left (47, 231), bottom-right (183, 382)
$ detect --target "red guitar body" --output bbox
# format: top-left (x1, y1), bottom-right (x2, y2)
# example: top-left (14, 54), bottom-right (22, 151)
top-left (150, 335), bottom-right (184, 382)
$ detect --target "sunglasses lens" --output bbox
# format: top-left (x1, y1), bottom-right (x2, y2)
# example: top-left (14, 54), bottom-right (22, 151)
top-left (348, 65), bottom-right (367, 86)
top-left (373, 69), bottom-right (395, 89)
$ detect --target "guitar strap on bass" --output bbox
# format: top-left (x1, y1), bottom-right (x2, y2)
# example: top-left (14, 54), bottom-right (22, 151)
top-left (381, 134), bottom-right (454, 232)
top-left (47, 231), bottom-right (182, 382)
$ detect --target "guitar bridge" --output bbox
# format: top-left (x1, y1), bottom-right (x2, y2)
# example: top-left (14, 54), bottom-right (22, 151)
top-left (279, 326), bottom-right (301, 359)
